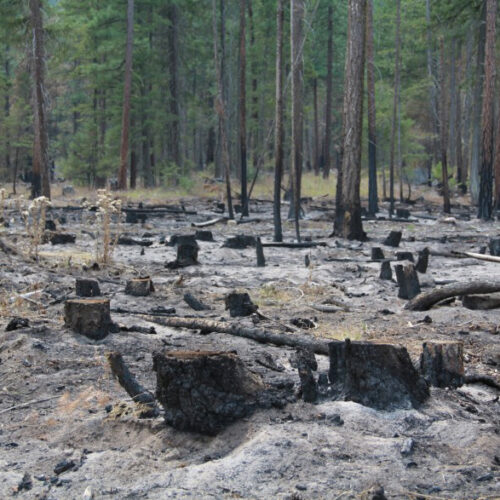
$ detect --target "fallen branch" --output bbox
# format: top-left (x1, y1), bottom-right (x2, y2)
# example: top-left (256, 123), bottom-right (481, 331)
top-left (465, 374), bottom-right (500, 391)
top-left (191, 217), bottom-right (227, 228)
top-left (146, 315), bottom-right (330, 355)
top-left (0, 395), bottom-right (60, 415)
top-left (405, 280), bottom-right (500, 311)
top-left (106, 352), bottom-right (159, 417)
top-left (453, 251), bottom-right (500, 264)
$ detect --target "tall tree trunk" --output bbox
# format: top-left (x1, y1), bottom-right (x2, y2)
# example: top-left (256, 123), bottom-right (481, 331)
top-left (334, 0), bottom-right (367, 241)
top-left (455, 44), bottom-right (464, 187)
top-left (215, 0), bottom-right (226, 179)
top-left (118, 0), bottom-right (134, 190)
top-left (425, 0), bottom-right (439, 184)
top-left (167, 2), bottom-right (181, 182)
top-left (366, 0), bottom-right (378, 215)
top-left (273, 0), bottom-right (284, 242)
top-left (449, 38), bottom-right (458, 175)
top-left (470, 4), bottom-right (487, 205)
top-left (313, 78), bottom-right (320, 176)
top-left (439, 38), bottom-right (451, 213)
top-left (478, 0), bottom-right (496, 219)
top-left (239, 0), bottom-right (249, 216)
top-left (247, 0), bottom-right (259, 172)
top-left (29, 0), bottom-right (50, 199)
top-left (290, 0), bottom-right (304, 242)
top-left (4, 50), bottom-right (11, 189)
top-left (388, 0), bottom-right (400, 216)
top-left (323, 5), bottom-right (333, 180)
top-left (212, 0), bottom-right (234, 219)
top-left (462, 27), bottom-right (474, 187)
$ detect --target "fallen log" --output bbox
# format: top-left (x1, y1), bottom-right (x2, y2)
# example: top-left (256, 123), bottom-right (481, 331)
top-left (145, 316), bottom-right (330, 355)
top-left (107, 352), bottom-right (159, 417)
top-left (191, 217), bottom-right (227, 228)
top-left (405, 280), bottom-right (500, 311)
top-left (453, 251), bottom-right (500, 264)
top-left (261, 241), bottom-right (328, 248)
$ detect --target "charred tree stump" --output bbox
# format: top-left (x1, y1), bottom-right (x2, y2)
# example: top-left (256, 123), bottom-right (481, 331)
top-left (183, 292), bottom-right (211, 311)
top-left (396, 251), bottom-right (414, 262)
top-left (489, 238), bottom-right (500, 256)
top-left (328, 339), bottom-right (429, 410)
top-left (256, 237), bottom-right (266, 267)
top-left (166, 240), bottom-right (199, 269)
top-left (379, 260), bottom-right (392, 280)
top-left (75, 278), bottom-right (101, 297)
top-left (420, 341), bottom-right (464, 388)
top-left (167, 234), bottom-right (197, 247)
top-left (153, 350), bottom-right (264, 435)
top-left (371, 247), bottom-right (385, 261)
top-left (194, 230), bottom-right (214, 242)
top-left (49, 232), bottom-right (76, 245)
top-left (295, 348), bottom-right (318, 403)
top-left (395, 264), bottom-right (421, 299)
top-left (383, 230), bottom-right (402, 247)
top-left (107, 352), bottom-right (159, 417)
top-left (225, 292), bottom-right (258, 317)
top-left (64, 298), bottom-right (113, 340)
top-left (396, 208), bottom-right (411, 219)
top-left (223, 234), bottom-right (256, 249)
top-left (415, 247), bottom-right (430, 273)
top-left (125, 277), bottom-right (154, 297)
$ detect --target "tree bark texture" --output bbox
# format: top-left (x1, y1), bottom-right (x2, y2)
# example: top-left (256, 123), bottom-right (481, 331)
top-left (439, 38), bottom-right (451, 213)
top-left (323, 5), bottom-right (333, 180)
top-left (239, 0), bottom-right (248, 216)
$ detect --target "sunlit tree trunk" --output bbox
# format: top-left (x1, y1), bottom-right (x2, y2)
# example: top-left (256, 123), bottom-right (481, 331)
top-left (334, 0), bottom-right (367, 241)
top-left (478, 0), bottom-right (496, 219)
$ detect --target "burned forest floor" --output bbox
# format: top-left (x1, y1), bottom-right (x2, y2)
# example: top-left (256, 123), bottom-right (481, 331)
top-left (0, 189), bottom-right (499, 499)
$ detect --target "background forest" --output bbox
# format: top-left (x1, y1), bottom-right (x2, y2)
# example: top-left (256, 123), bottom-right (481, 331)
top-left (0, 0), bottom-right (495, 217)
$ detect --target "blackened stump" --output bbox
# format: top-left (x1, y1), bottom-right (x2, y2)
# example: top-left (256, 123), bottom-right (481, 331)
top-left (489, 238), bottom-right (500, 256)
top-left (49, 232), bottom-right (76, 245)
top-left (183, 292), bottom-right (211, 311)
top-left (328, 339), bottom-right (429, 410)
top-left (256, 237), bottom-right (266, 267)
top-left (371, 247), bottom-right (385, 261)
top-left (64, 298), bottom-right (113, 340)
top-left (294, 348), bottom-right (318, 403)
top-left (75, 278), bottom-right (101, 297)
top-left (223, 234), bottom-right (256, 249)
top-left (396, 251), bottom-right (414, 262)
top-left (396, 208), bottom-right (411, 219)
top-left (395, 264), bottom-right (421, 299)
top-left (166, 240), bottom-right (199, 269)
top-left (415, 247), bottom-right (430, 273)
top-left (383, 230), bottom-right (402, 247)
top-left (153, 350), bottom-right (264, 435)
top-left (225, 292), bottom-right (258, 317)
top-left (125, 277), bottom-right (154, 296)
top-left (420, 341), bottom-right (464, 388)
top-left (194, 230), bottom-right (214, 242)
top-left (379, 260), bottom-right (392, 280)
top-left (168, 234), bottom-right (197, 247)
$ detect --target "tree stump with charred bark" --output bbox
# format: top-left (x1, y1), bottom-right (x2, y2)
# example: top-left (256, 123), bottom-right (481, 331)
top-left (223, 234), bottom-right (256, 249)
top-left (328, 339), bottom-right (429, 410)
top-left (295, 348), bottom-right (318, 403)
top-left (395, 264), bottom-right (421, 299)
top-left (225, 292), bottom-right (258, 317)
top-left (396, 251), bottom-right (414, 262)
top-left (462, 294), bottom-right (500, 310)
top-left (415, 247), bottom-right (430, 273)
top-left (166, 240), bottom-right (199, 269)
top-left (383, 230), bottom-right (402, 247)
top-left (49, 232), bottom-right (76, 245)
top-left (75, 278), bottom-right (100, 297)
top-left (489, 238), bottom-right (500, 256)
top-left (379, 260), bottom-right (392, 280)
top-left (64, 298), bottom-right (113, 340)
top-left (371, 247), bottom-right (385, 261)
top-left (125, 277), bottom-right (154, 297)
top-left (153, 350), bottom-right (264, 435)
top-left (420, 341), bottom-right (464, 388)
top-left (167, 234), bottom-right (197, 247)
top-left (194, 230), bottom-right (214, 242)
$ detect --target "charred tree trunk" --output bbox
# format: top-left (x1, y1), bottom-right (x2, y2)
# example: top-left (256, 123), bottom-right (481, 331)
top-left (366, 0), bottom-right (378, 215)
top-left (290, 0), bottom-right (304, 242)
top-left (323, 5), bottom-right (333, 180)
top-left (388, 0), bottom-right (400, 217)
top-left (439, 38), bottom-right (451, 214)
top-left (29, 0), bottom-right (50, 199)
top-left (273, 0), bottom-right (284, 242)
top-left (334, 0), bottom-right (367, 241)
top-left (449, 38), bottom-right (458, 176)
top-left (239, 0), bottom-right (249, 216)
top-left (478, 0), bottom-right (496, 219)
top-left (313, 78), bottom-right (320, 176)
top-left (129, 149), bottom-right (137, 190)
top-left (118, 0), bottom-right (134, 190)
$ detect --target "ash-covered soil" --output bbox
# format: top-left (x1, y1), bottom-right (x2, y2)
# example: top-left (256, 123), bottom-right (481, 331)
top-left (0, 194), bottom-right (499, 499)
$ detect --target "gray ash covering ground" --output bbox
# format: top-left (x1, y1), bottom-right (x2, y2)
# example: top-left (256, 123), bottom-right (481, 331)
top-left (0, 195), bottom-right (499, 499)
